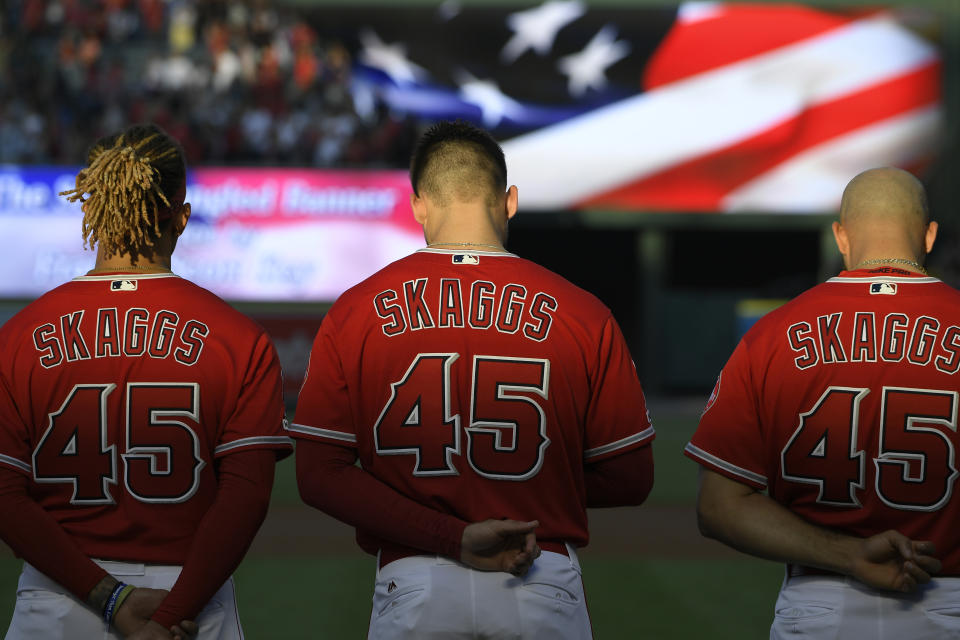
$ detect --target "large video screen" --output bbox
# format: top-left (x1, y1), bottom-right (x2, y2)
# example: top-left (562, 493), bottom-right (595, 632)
top-left (0, 167), bottom-right (423, 300)
top-left (341, 3), bottom-right (942, 212)
top-left (0, 3), bottom-right (946, 302)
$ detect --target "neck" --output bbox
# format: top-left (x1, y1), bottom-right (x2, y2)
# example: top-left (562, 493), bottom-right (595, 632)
top-left (851, 256), bottom-right (926, 275)
top-left (90, 247), bottom-right (172, 274)
top-left (847, 233), bottom-right (926, 273)
top-left (426, 228), bottom-right (506, 252)
top-left (427, 239), bottom-right (506, 252)
top-left (424, 204), bottom-right (507, 252)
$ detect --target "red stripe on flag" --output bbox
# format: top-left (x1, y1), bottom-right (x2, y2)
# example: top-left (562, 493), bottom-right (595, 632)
top-left (644, 5), bottom-right (859, 90)
top-left (583, 62), bottom-right (941, 212)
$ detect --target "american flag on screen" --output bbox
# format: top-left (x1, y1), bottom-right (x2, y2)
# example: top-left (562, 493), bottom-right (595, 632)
top-left (334, 1), bottom-right (941, 212)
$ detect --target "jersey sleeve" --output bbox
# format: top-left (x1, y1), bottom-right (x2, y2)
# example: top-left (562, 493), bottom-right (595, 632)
top-left (684, 338), bottom-right (768, 489)
top-left (0, 371), bottom-right (32, 477)
top-left (289, 314), bottom-right (357, 447)
top-left (582, 315), bottom-right (655, 461)
top-left (215, 332), bottom-right (292, 459)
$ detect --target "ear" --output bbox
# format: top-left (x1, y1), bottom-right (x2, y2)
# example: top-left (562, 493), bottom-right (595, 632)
top-left (505, 185), bottom-right (518, 221)
top-left (411, 192), bottom-right (428, 226)
top-left (832, 221), bottom-right (850, 267)
top-left (924, 221), bottom-right (938, 254)
top-left (174, 202), bottom-right (191, 237)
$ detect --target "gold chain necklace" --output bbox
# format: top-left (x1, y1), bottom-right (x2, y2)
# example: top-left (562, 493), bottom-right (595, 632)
top-left (426, 241), bottom-right (505, 251)
top-left (854, 258), bottom-right (927, 275)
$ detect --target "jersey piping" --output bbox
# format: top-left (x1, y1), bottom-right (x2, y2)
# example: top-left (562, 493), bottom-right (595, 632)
top-left (0, 452), bottom-right (31, 474)
top-left (286, 423), bottom-right (358, 443)
top-left (213, 436), bottom-right (294, 456)
top-left (684, 442), bottom-right (768, 487)
top-left (826, 276), bottom-right (940, 284)
top-left (583, 426), bottom-right (655, 460)
top-left (416, 248), bottom-right (519, 258)
top-left (72, 273), bottom-right (183, 282)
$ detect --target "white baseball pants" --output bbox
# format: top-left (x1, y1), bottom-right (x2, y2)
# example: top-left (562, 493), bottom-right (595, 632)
top-left (771, 573), bottom-right (960, 639)
top-left (4, 560), bottom-right (243, 640)
top-left (368, 546), bottom-right (592, 640)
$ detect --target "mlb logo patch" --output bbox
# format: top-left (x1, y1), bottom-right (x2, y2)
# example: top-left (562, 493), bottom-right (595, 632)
top-left (111, 280), bottom-right (138, 292)
top-left (452, 254), bottom-right (479, 265)
top-left (870, 282), bottom-right (897, 295)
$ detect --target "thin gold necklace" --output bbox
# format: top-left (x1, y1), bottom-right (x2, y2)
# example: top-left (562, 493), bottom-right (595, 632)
top-left (854, 258), bottom-right (927, 275)
top-left (426, 241), bottom-right (505, 251)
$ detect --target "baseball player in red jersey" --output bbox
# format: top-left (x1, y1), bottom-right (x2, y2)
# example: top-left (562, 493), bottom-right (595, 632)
top-left (0, 124), bottom-right (292, 639)
top-left (686, 167), bottom-right (951, 638)
top-left (292, 121), bottom-right (655, 639)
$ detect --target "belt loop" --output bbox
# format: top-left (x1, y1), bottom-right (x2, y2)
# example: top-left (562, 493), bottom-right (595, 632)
top-left (375, 550), bottom-right (382, 580)
top-left (565, 543), bottom-right (581, 571)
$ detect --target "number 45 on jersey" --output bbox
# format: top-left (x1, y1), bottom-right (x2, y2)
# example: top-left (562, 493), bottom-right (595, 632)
top-left (33, 383), bottom-right (205, 505)
top-left (374, 353), bottom-right (551, 481)
top-left (782, 386), bottom-right (958, 512)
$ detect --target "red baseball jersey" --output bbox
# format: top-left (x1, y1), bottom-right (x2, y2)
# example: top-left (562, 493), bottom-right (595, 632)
top-left (686, 268), bottom-right (960, 573)
top-left (0, 272), bottom-right (291, 564)
top-left (292, 248), bottom-right (653, 554)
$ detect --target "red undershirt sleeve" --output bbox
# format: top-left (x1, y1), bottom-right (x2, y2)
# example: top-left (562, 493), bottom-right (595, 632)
top-left (0, 467), bottom-right (108, 600)
top-left (295, 439), bottom-right (468, 560)
top-left (584, 444), bottom-right (655, 508)
top-left (150, 449), bottom-right (276, 629)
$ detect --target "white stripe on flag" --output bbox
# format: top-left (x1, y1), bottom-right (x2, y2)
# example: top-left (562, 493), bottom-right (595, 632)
top-left (504, 15), bottom-right (937, 209)
top-left (721, 105), bottom-right (942, 212)
top-left (677, 2), bottom-right (725, 25)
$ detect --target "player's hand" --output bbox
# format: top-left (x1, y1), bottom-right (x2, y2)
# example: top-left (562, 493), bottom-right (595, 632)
top-left (850, 530), bottom-right (941, 593)
top-left (170, 620), bottom-right (199, 639)
top-left (461, 519), bottom-right (541, 576)
top-left (123, 620), bottom-right (175, 639)
top-left (112, 587), bottom-right (169, 636)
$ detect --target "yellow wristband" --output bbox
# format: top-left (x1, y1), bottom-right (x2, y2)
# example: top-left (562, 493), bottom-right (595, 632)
top-left (110, 585), bottom-right (136, 622)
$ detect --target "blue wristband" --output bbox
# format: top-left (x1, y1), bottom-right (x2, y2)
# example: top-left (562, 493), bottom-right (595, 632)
top-left (102, 582), bottom-right (128, 624)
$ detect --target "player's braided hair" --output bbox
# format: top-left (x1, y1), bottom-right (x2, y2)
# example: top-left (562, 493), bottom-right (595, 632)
top-left (59, 124), bottom-right (186, 259)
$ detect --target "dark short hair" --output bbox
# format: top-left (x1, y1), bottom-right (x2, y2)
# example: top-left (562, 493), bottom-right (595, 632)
top-left (409, 121), bottom-right (507, 199)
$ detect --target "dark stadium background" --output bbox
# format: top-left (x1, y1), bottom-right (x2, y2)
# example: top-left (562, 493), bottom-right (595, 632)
top-left (1, 1), bottom-right (959, 637)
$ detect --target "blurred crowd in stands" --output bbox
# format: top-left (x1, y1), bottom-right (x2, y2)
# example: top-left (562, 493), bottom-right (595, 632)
top-left (0, 0), bottom-right (418, 166)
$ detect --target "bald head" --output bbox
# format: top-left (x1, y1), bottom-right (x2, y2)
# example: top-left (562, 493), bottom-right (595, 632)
top-left (840, 167), bottom-right (928, 227)
top-left (833, 167), bottom-right (937, 271)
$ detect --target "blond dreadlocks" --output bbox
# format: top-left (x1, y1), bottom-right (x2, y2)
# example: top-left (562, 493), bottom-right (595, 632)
top-left (59, 124), bottom-right (186, 260)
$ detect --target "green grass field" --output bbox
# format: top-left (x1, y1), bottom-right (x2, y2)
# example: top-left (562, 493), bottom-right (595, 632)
top-left (0, 406), bottom-right (785, 638)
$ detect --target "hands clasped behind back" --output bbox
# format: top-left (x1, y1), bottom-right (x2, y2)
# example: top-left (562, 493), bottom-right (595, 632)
top-left (460, 519), bottom-right (542, 576)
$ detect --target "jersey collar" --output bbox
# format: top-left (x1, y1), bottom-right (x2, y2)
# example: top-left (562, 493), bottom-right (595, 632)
top-left (416, 248), bottom-right (519, 258)
top-left (842, 267), bottom-right (926, 277)
top-left (72, 272), bottom-right (182, 281)
top-left (828, 268), bottom-right (939, 284)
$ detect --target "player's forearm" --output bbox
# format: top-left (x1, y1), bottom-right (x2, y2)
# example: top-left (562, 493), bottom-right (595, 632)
top-left (584, 444), bottom-right (654, 508)
top-left (0, 468), bottom-right (108, 601)
top-left (296, 439), bottom-right (467, 559)
top-left (696, 469), bottom-right (859, 574)
top-left (150, 449), bottom-right (276, 629)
